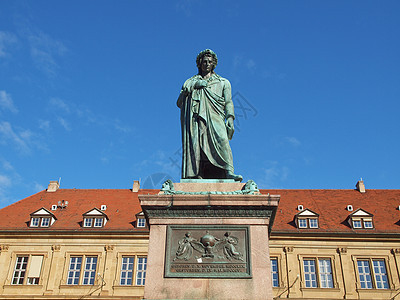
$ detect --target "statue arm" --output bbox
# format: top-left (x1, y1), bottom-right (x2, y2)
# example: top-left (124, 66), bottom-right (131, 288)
top-left (223, 80), bottom-right (235, 120)
top-left (177, 78), bottom-right (197, 108)
top-left (222, 80), bottom-right (235, 140)
top-left (177, 87), bottom-right (186, 108)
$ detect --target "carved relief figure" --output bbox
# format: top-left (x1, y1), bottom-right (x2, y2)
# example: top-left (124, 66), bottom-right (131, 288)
top-left (221, 232), bottom-right (244, 261)
top-left (174, 232), bottom-right (195, 261)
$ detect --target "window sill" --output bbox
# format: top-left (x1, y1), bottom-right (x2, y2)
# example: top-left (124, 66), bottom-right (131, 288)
top-left (357, 288), bottom-right (394, 292)
top-left (113, 285), bottom-right (145, 288)
top-left (300, 287), bottom-right (340, 292)
top-left (3, 284), bottom-right (43, 288)
top-left (59, 284), bottom-right (98, 288)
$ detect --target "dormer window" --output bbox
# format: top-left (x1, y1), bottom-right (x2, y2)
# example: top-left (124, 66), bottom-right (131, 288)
top-left (298, 219), bottom-right (308, 228)
top-left (309, 218), bottom-right (319, 228)
top-left (29, 208), bottom-right (56, 228)
top-left (84, 218), bottom-right (93, 227)
top-left (295, 208), bottom-right (319, 229)
top-left (135, 211), bottom-right (147, 228)
top-left (137, 218), bottom-right (146, 228)
top-left (94, 218), bottom-right (103, 227)
top-left (41, 217), bottom-right (50, 227)
top-left (82, 208), bottom-right (108, 228)
top-left (348, 208), bottom-right (374, 229)
top-left (30, 218), bottom-right (40, 227)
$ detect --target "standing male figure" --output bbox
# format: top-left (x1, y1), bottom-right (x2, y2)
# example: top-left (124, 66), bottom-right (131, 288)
top-left (177, 49), bottom-right (242, 181)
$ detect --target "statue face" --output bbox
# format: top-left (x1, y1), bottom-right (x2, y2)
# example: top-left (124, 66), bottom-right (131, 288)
top-left (200, 55), bottom-right (214, 74)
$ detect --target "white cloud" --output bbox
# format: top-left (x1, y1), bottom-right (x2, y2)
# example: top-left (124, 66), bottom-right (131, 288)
top-left (28, 31), bottom-right (67, 77)
top-left (175, 0), bottom-right (197, 16)
top-left (258, 161), bottom-right (289, 188)
top-left (0, 90), bottom-right (18, 113)
top-left (114, 120), bottom-right (131, 133)
top-left (49, 97), bottom-right (70, 113)
top-left (0, 121), bottom-right (31, 153)
top-left (0, 122), bottom-right (46, 154)
top-left (246, 59), bottom-right (256, 71)
top-left (285, 137), bottom-right (301, 147)
top-left (47, 97), bottom-right (131, 134)
top-left (0, 174), bottom-right (12, 187)
top-left (33, 182), bottom-right (45, 192)
top-left (38, 119), bottom-right (50, 131)
top-left (233, 55), bottom-right (242, 69)
top-left (1, 160), bottom-right (14, 171)
top-left (57, 117), bottom-right (71, 131)
top-left (0, 31), bottom-right (18, 57)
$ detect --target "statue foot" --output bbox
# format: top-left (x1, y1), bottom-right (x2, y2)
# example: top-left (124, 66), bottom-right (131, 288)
top-left (226, 172), bottom-right (243, 182)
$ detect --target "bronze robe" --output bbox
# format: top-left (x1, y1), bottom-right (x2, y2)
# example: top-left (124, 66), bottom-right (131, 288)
top-left (177, 74), bottom-right (235, 178)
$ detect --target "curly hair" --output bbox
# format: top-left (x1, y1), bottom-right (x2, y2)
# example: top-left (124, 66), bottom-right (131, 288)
top-left (196, 49), bottom-right (218, 73)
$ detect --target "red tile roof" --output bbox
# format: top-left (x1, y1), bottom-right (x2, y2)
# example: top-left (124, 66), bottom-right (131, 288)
top-left (0, 188), bottom-right (399, 234)
top-left (265, 189), bottom-right (400, 234)
top-left (0, 189), bottom-right (156, 231)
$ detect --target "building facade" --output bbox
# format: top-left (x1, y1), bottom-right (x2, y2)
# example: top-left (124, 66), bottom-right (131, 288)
top-left (0, 180), bottom-right (399, 299)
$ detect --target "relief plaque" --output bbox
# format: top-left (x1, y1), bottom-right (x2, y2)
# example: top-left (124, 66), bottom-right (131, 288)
top-left (165, 226), bottom-right (251, 278)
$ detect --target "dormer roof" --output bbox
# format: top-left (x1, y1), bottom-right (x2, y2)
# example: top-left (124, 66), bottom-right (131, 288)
top-left (30, 207), bottom-right (57, 219)
top-left (83, 207), bottom-right (109, 220)
top-left (295, 208), bottom-right (319, 217)
top-left (348, 208), bottom-right (373, 218)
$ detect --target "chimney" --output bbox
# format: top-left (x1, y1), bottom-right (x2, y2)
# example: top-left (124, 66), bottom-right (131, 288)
top-left (132, 180), bottom-right (140, 192)
top-left (356, 179), bottom-right (366, 193)
top-left (47, 180), bottom-right (60, 192)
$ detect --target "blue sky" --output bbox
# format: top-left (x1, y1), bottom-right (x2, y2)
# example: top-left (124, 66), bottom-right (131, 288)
top-left (1, 0), bottom-right (399, 207)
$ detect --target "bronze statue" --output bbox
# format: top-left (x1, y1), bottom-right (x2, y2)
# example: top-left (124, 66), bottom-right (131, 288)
top-left (177, 49), bottom-right (242, 181)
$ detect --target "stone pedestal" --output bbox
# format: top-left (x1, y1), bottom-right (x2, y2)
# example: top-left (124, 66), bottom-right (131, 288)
top-left (140, 180), bottom-right (279, 300)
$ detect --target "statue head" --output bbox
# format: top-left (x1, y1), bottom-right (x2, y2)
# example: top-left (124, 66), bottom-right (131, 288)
top-left (196, 49), bottom-right (218, 74)
top-left (161, 179), bottom-right (174, 191)
top-left (244, 180), bottom-right (258, 191)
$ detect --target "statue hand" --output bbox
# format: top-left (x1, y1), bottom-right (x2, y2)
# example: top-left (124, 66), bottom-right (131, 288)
top-left (194, 80), bottom-right (207, 89)
top-left (226, 117), bottom-right (234, 140)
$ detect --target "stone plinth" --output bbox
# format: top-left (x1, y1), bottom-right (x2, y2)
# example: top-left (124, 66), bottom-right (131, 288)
top-left (140, 181), bottom-right (279, 300)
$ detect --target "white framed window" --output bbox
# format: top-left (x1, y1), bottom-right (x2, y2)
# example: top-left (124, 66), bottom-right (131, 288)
top-left (118, 255), bottom-right (147, 286)
top-left (271, 257), bottom-right (279, 287)
top-left (84, 218), bottom-right (93, 227)
top-left (297, 218), bottom-right (319, 229)
top-left (137, 218), bottom-right (146, 228)
top-left (41, 217), bottom-right (50, 227)
top-left (94, 218), bottom-right (103, 227)
top-left (67, 256), bottom-right (82, 285)
top-left (298, 219), bottom-right (308, 228)
top-left (309, 218), bottom-right (319, 228)
top-left (83, 217), bottom-right (105, 228)
top-left (135, 257), bottom-right (147, 286)
top-left (363, 220), bottom-right (373, 228)
top-left (357, 259), bottom-right (389, 289)
top-left (120, 256), bottom-right (134, 285)
top-left (303, 258), bottom-right (334, 288)
top-left (67, 256), bottom-right (98, 285)
top-left (318, 259), bottom-right (333, 288)
top-left (30, 218), bottom-right (40, 227)
top-left (352, 218), bottom-right (374, 229)
top-left (30, 216), bottom-right (54, 228)
top-left (82, 256), bottom-right (97, 285)
top-left (12, 255), bottom-right (43, 285)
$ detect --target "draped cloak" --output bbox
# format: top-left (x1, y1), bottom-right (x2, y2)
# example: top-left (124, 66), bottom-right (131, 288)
top-left (177, 74), bottom-right (235, 178)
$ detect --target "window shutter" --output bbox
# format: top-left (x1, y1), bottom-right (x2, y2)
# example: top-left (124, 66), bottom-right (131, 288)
top-left (27, 256), bottom-right (43, 278)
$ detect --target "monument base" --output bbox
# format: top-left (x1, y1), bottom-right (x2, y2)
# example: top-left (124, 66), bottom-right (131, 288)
top-left (140, 180), bottom-right (279, 300)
